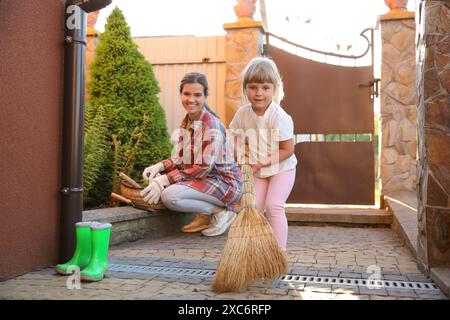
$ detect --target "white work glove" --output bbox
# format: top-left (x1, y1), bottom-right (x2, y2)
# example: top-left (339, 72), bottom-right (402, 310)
top-left (142, 162), bottom-right (164, 181)
top-left (140, 175), bottom-right (170, 204)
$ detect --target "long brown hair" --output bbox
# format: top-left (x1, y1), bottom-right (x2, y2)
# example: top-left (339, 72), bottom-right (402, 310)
top-left (179, 72), bottom-right (219, 118)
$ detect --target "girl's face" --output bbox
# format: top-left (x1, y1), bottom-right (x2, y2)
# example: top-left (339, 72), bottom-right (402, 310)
top-left (245, 82), bottom-right (274, 115)
top-left (180, 82), bottom-right (206, 120)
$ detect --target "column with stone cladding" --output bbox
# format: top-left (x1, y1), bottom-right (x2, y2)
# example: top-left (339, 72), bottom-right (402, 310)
top-left (223, 20), bottom-right (265, 126)
top-left (379, 8), bottom-right (417, 194)
top-left (416, 0), bottom-right (450, 275)
top-left (86, 11), bottom-right (100, 99)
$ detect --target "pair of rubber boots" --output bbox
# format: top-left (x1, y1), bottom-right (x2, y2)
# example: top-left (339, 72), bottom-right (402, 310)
top-left (55, 221), bottom-right (111, 282)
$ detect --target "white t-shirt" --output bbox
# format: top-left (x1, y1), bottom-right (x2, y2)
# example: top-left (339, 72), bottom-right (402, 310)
top-left (229, 101), bottom-right (298, 178)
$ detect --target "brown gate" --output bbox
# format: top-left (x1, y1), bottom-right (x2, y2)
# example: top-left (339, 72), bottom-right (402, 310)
top-left (266, 29), bottom-right (377, 205)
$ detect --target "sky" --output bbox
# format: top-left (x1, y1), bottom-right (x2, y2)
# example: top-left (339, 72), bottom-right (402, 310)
top-left (96, 0), bottom-right (415, 51)
top-left (95, 0), bottom-right (416, 115)
top-left (96, 0), bottom-right (238, 37)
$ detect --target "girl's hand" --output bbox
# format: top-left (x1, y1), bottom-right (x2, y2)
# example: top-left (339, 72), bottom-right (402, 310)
top-left (250, 158), bottom-right (270, 173)
top-left (259, 157), bottom-right (271, 167)
top-left (250, 163), bottom-right (261, 173)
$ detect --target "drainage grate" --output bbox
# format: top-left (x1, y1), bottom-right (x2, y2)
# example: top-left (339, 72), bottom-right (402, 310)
top-left (109, 264), bottom-right (439, 291)
top-left (277, 275), bottom-right (440, 291)
top-left (109, 264), bottom-right (216, 277)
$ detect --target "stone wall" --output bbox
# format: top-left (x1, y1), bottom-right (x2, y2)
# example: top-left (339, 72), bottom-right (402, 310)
top-left (380, 11), bottom-right (418, 194)
top-left (416, 0), bottom-right (450, 272)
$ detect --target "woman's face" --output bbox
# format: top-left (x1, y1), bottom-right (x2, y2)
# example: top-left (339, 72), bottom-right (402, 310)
top-left (180, 82), bottom-right (206, 120)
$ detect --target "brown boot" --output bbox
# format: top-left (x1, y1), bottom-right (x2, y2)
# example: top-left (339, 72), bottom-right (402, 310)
top-left (181, 213), bottom-right (211, 233)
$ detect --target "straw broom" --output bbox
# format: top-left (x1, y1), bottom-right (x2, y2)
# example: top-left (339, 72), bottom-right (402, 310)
top-left (211, 164), bottom-right (288, 293)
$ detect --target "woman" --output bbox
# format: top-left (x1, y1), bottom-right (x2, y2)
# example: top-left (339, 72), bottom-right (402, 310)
top-left (140, 72), bottom-right (241, 237)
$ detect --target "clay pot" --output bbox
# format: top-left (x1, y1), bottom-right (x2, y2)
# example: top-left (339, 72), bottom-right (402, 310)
top-left (234, 0), bottom-right (257, 20)
top-left (384, 0), bottom-right (408, 11)
top-left (87, 11), bottom-right (100, 28)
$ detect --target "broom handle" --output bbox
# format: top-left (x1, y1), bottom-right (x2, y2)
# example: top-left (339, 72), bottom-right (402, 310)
top-left (240, 164), bottom-right (257, 209)
top-left (111, 192), bottom-right (133, 205)
top-left (119, 172), bottom-right (142, 188)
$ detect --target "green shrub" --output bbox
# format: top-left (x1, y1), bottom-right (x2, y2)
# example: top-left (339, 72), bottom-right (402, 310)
top-left (83, 102), bottom-right (111, 202)
top-left (84, 7), bottom-right (172, 207)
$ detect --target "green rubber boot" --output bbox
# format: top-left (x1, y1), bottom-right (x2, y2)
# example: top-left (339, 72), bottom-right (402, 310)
top-left (55, 222), bottom-right (93, 275)
top-left (80, 222), bottom-right (112, 282)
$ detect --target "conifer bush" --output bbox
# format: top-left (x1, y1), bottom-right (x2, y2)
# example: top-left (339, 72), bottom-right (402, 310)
top-left (84, 7), bottom-right (172, 207)
top-left (83, 102), bottom-right (111, 202)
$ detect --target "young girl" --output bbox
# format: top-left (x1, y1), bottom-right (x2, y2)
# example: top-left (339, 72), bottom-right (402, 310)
top-left (230, 57), bottom-right (297, 251)
top-left (140, 72), bottom-right (241, 237)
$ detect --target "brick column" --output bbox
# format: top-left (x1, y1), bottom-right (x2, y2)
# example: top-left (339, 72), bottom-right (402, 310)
top-left (223, 20), bottom-right (265, 126)
top-left (379, 8), bottom-right (417, 194)
top-left (416, 0), bottom-right (450, 275)
top-left (86, 11), bottom-right (100, 98)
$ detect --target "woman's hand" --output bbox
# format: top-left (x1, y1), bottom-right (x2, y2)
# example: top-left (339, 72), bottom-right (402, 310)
top-left (140, 175), bottom-right (170, 204)
top-left (142, 162), bottom-right (164, 181)
top-left (140, 181), bottom-right (161, 204)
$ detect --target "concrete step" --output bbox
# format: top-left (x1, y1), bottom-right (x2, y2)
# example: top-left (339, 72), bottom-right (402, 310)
top-left (384, 192), bottom-right (418, 257)
top-left (431, 266), bottom-right (450, 297)
top-left (285, 206), bottom-right (392, 226)
top-left (83, 206), bottom-right (196, 246)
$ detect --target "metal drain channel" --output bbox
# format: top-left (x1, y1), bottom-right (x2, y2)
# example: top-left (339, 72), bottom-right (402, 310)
top-left (277, 275), bottom-right (440, 291)
top-left (109, 264), bottom-right (216, 277)
top-left (109, 264), bottom-right (439, 291)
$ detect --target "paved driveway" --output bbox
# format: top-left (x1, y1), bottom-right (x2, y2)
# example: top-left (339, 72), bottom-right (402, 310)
top-left (0, 226), bottom-right (448, 300)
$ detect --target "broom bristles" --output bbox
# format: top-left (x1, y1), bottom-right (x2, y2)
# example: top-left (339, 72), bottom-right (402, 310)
top-left (211, 165), bottom-right (288, 293)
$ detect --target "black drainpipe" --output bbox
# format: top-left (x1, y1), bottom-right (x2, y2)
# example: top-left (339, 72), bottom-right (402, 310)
top-left (60, 0), bottom-right (111, 262)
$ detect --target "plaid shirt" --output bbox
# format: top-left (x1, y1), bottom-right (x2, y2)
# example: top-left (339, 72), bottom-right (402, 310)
top-left (161, 108), bottom-right (242, 212)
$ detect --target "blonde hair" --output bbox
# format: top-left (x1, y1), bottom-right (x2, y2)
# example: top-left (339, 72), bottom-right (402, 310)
top-left (241, 56), bottom-right (284, 104)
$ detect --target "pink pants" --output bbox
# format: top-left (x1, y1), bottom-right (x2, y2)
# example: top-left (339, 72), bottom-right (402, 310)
top-left (254, 169), bottom-right (296, 251)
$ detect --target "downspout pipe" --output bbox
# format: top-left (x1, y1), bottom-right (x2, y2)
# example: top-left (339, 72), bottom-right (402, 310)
top-left (60, 2), bottom-right (87, 262)
top-left (60, 0), bottom-right (111, 262)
